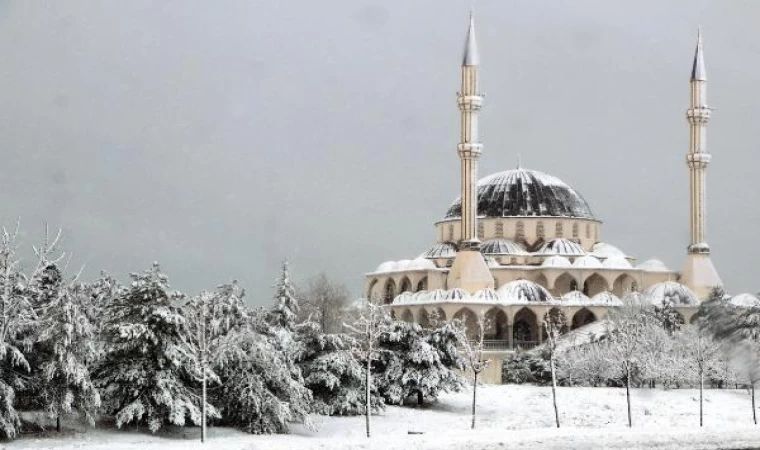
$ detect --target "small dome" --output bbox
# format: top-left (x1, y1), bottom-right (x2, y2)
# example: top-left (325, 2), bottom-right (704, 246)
top-left (602, 256), bottom-right (632, 269)
top-left (636, 259), bottom-right (671, 272)
top-left (562, 290), bottom-right (590, 304)
top-left (622, 291), bottom-right (646, 306)
top-left (591, 291), bottom-right (623, 306)
top-left (445, 169), bottom-right (596, 219)
top-left (480, 239), bottom-right (528, 256)
top-left (396, 259), bottom-right (412, 271)
top-left (473, 288), bottom-right (500, 302)
top-left (591, 242), bottom-right (627, 259)
top-left (422, 242), bottom-right (457, 259)
top-left (498, 280), bottom-right (553, 303)
top-left (426, 289), bottom-right (447, 302)
top-left (375, 261), bottom-right (397, 273)
top-left (573, 255), bottom-right (602, 269)
top-left (542, 255), bottom-right (572, 268)
top-left (729, 293), bottom-right (760, 308)
top-left (445, 288), bottom-right (471, 302)
top-left (393, 291), bottom-right (414, 305)
top-left (646, 282), bottom-right (698, 306)
top-left (411, 291), bottom-right (428, 303)
top-left (408, 257), bottom-right (436, 271)
top-left (537, 238), bottom-right (586, 256)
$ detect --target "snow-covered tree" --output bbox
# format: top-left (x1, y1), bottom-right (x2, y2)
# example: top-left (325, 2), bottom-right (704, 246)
top-left (451, 312), bottom-right (489, 430)
top-left (373, 320), bottom-right (464, 407)
top-left (298, 274), bottom-right (349, 333)
top-left (344, 298), bottom-right (389, 438)
top-left (0, 224), bottom-right (36, 439)
top-left (268, 260), bottom-right (299, 331)
top-left (297, 322), bottom-right (382, 415)
top-left (672, 325), bottom-right (722, 426)
top-left (212, 307), bottom-right (313, 434)
top-left (94, 263), bottom-right (210, 432)
top-left (36, 280), bottom-right (101, 431)
top-left (543, 308), bottom-right (567, 428)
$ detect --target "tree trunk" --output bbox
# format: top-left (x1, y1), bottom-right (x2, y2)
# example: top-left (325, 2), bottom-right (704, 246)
top-left (752, 383), bottom-right (757, 425)
top-left (417, 390), bottom-right (423, 406)
top-left (550, 354), bottom-right (560, 428)
top-left (471, 372), bottom-right (478, 430)
top-left (699, 363), bottom-right (704, 427)
top-left (366, 341), bottom-right (372, 438)
top-left (56, 415), bottom-right (61, 433)
top-left (202, 367), bottom-right (207, 443)
top-left (625, 364), bottom-right (632, 428)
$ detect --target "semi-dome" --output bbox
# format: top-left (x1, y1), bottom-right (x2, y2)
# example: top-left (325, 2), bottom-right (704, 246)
top-left (498, 279), bottom-right (553, 303)
top-left (573, 255), bottom-right (602, 269)
top-left (480, 238), bottom-right (528, 255)
top-left (408, 257), bottom-right (436, 271)
top-left (646, 282), bottom-right (698, 306)
top-left (537, 238), bottom-right (586, 256)
top-left (636, 259), bottom-right (671, 272)
top-left (542, 255), bottom-right (572, 268)
top-left (422, 242), bottom-right (457, 259)
top-left (374, 261), bottom-right (397, 273)
top-left (445, 168), bottom-right (596, 219)
top-left (592, 242), bottom-right (627, 259)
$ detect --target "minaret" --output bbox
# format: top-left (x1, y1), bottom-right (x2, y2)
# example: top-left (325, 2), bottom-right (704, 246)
top-left (447, 13), bottom-right (495, 293)
top-left (681, 29), bottom-right (722, 299)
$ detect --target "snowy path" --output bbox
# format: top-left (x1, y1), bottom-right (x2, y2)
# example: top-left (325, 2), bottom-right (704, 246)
top-left (9, 385), bottom-right (760, 449)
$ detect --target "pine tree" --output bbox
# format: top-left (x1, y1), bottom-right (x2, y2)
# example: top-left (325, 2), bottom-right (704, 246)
top-left (94, 263), bottom-right (211, 432)
top-left (37, 281), bottom-right (101, 431)
top-left (268, 261), bottom-right (299, 331)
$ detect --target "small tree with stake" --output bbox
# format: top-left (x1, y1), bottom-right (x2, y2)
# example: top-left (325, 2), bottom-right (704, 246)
top-left (542, 308), bottom-right (567, 428)
top-left (451, 312), bottom-right (489, 430)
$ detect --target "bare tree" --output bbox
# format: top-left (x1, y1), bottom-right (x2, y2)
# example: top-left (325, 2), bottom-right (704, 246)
top-left (344, 298), bottom-right (389, 438)
top-left (299, 273), bottom-right (349, 333)
top-left (543, 308), bottom-right (567, 428)
top-left (673, 325), bottom-right (721, 426)
top-left (452, 312), bottom-right (489, 430)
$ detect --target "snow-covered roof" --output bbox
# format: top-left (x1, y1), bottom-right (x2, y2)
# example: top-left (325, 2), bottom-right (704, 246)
top-left (446, 288), bottom-right (471, 302)
top-left (591, 242), bottom-right (627, 259)
top-left (372, 257), bottom-right (437, 274)
top-left (498, 279), bottom-right (553, 303)
top-left (473, 288), bottom-right (500, 302)
top-left (636, 259), bottom-right (671, 272)
top-left (622, 291), bottom-right (646, 306)
top-left (445, 168), bottom-right (596, 220)
top-left (602, 256), bottom-right (632, 270)
top-left (646, 281), bottom-right (698, 307)
top-left (480, 238), bottom-right (528, 256)
top-left (422, 241), bottom-right (457, 259)
top-left (541, 255), bottom-right (572, 268)
top-left (536, 238), bottom-right (586, 256)
top-left (561, 290), bottom-right (590, 304)
top-left (573, 255), bottom-right (602, 269)
top-left (591, 291), bottom-right (623, 306)
top-left (728, 293), bottom-right (760, 308)
top-left (375, 261), bottom-right (397, 273)
top-left (408, 257), bottom-right (436, 271)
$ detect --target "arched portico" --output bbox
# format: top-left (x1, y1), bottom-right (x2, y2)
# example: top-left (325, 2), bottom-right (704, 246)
top-left (571, 308), bottom-right (597, 330)
top-left (583, 273), bottom-right (608, 298)
top-left (453, 307), bottom-right (479, 340)
top-left (513, 307), bottom-right (538, 348)
top-left (383, 279), bottom-right (396, 304)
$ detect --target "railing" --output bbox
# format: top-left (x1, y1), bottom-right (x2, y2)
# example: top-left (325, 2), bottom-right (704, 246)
top-left (478, 340), bottom-right (541, 351)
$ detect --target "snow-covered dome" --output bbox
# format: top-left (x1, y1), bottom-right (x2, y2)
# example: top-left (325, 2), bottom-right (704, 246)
top-left (480, 238), bottom-right (528, 255)
top-left (636, 259), bottom-right (671, 272)
top-left (542, 255), bottom-right (572, 268)
top-left (729, 293), bottom-right (760, 308)
top-left (536, 238), bottom-right (586, 256)
top-left (444, 168), bottom-right (596, 220)
top-left (498, 280), bottom-right (553, 303)
top-left (374, 261), bottom-right (397, 273)
top-left (396, 259), bottom-right (412, 271)
top-left (622, 291), bottom-right (646, 306)
top-left (562, 290), bottom-right (590, 304)
top-left (591, 291), bottom-right (623, 306)
top-left (646, 282), bottom-right (698, 306)
top-left (393, 291), bottom-right (414, 305)
top-left (411, 291), bottom-right (428, 303)
top-left (573, 255), bottom-right (602, 269)
top-left (408, 257), bottom-right (436, 271)
top-left (426, 289), bottom-right (447, 302)
top-left (592, 242), bottom-right (627, 259)
top-left (422, 241), bottom-right (457, 259)
top-left (602, 256), bottom-right (633, 270)
top-left (473, 288), bottom-right (500, 302)
top-left (445, 288), bottom-right (471, 302)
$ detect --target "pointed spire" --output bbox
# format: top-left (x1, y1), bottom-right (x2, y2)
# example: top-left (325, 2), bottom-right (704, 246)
top-left (691, 28), bottom-right (706, 81)
top-left (462, 11), bottom-right (480, 66)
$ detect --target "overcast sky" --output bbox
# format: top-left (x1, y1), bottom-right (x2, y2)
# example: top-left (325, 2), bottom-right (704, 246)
top-left (0, 1), bottom-right (757, 305)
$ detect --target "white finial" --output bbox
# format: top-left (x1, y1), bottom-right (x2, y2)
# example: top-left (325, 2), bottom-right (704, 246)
top-left (462, 10), bottom-right (480, 66)
top-left (691, 27), bottom-right (706, 81)
top-left (517, 154), bottom-right (522, 170)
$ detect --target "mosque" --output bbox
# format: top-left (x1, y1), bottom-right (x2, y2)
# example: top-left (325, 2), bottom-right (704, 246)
top-left (364, 15), bottom-right (723, 353)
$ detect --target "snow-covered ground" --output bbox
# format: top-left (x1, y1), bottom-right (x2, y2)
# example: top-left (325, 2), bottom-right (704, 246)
top-left (9, 385), bottom-right (760, 450)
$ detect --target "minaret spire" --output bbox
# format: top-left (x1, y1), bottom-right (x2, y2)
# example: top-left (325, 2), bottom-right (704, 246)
top-left (447, 12), bottom-right (494, 293)
top-left (681, 29), bottom-right (722, 299)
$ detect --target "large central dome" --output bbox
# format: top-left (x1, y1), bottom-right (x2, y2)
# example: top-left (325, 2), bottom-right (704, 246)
top-left (445, 168), bottom-right (596, 219)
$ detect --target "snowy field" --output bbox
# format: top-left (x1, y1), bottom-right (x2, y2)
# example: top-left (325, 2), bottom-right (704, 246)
top-left (9, 385), bottom-right (760, 450)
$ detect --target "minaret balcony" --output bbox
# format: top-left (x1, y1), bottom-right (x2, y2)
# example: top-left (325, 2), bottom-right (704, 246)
top-left (457, 143), bottom-right (483, 156)
top-left (686, 107), bottom-right (711, 121)
top-left (686, 153), bottom-right (711, 164)
top-left (457, 95), bottom-right (483, 109)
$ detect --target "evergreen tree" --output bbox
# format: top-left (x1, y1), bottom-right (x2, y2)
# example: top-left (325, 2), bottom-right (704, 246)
top-left (94, 263), bottom-right (211, 432)
top-left (268, 261), bottom-right (299, 331)
top-left (37, 281), bottom-right (101, 431)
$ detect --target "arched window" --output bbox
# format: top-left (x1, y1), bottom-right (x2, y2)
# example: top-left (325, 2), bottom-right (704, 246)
top-left (556, 222), bottom-right (564, 238)
top-left (572, 222), bottom-right (579, 239)
top-left (495, 222), bottom-right (504, 238)
top-left (536, 221), bottom-right (545, 239)
top-left (416, 277), bottom-right (428, 291)
top-left (383, 279), bottom-right (396, 304)
top-left (448, 224), bottom-right (454, 241)
top-left (478, 222), bottom-right (485, 239)
top-left (516, 221), bottom-right (525, 240)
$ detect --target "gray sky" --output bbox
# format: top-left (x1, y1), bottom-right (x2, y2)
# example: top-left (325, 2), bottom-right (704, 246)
top-left (0, 0), bottom-right (758, 305)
